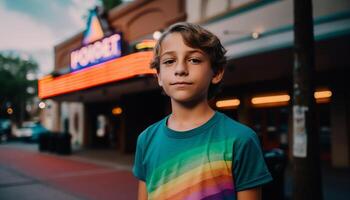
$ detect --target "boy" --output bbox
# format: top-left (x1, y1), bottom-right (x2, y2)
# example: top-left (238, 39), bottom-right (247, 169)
top-left (133, 22), bottom-right (272, 200)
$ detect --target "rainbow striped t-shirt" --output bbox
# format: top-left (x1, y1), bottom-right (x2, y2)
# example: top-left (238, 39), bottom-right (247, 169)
top-left (133, 112), bottom-right (272, 200)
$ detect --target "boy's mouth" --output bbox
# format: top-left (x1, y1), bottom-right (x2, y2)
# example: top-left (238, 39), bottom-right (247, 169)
top-left (170, 82), bottom-right (193, 85)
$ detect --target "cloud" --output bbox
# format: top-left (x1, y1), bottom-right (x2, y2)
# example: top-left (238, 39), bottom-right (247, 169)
top-left (0, 2), bottom-right (56, 74)
top-left (2, 0), bottom-right (95, 40)
top-left (0, 0), bottom-right (101, 74)
top-left (30, 49), bottom-right (54, 76)
top-left (68, 0), bottom-right (102, 32)
top-left (0, 3), bottom-right (57, 51)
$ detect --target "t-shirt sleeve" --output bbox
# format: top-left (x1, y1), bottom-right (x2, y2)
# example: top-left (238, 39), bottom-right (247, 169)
top-left (232, 130), bottom-right (273, 191)
top-left (133, 133), bottom-right (146, 181)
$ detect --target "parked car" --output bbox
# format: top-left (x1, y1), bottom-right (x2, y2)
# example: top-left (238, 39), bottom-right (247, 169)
top-left (13, 121), bottom-right (49, 142)
top-left (0, 118), bottom-right (12, 143)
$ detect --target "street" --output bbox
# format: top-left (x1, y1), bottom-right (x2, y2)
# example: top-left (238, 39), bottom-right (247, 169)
top-left (0, 143), bottom-right (138, 200)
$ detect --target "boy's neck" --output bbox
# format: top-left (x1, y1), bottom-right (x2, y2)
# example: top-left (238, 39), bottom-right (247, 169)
top-left (168, 99), bottom-right (215, 131)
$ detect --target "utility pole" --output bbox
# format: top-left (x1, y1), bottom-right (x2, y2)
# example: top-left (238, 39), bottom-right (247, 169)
top-left (292, 0), bottom-right (323, 200)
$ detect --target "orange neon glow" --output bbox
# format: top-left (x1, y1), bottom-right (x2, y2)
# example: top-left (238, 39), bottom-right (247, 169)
top-left (216, 99), bottom-right (240, 108)
top-left (38, 51), bottom-right (155, 99)
top-left (7, 108), bottom-right (13, 115)
top-left (112, 107), bottom-right (123, 115)
top-left (251, 94), bottom-right (290, 107)
top-left (314, 90), bottom-right (332, 99)
top-left (314, 89), bottom-right (332, 103)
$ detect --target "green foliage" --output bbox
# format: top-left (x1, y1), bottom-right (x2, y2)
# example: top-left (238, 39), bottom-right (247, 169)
top-left (0, 53), bottom-right (38, 121)
top-left (100, 0), bottom-right (123, 12)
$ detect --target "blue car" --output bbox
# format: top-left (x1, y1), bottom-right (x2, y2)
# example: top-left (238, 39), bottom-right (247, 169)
top-left (14, 122), bottom-right (49, 142)
top-left (0, 119), bottom-right (12, 143)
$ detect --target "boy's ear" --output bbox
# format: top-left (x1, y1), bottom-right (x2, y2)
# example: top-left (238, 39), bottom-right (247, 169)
top-left (156, 73), bottom-right (163, 87)
top-left (211, 68), bottom-right (225, 84)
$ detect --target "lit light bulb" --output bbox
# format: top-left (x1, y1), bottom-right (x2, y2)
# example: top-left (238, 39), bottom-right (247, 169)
top-left (39, 102), bottom-right (46, 109)
top-left (252, 32), bottom-right (260, 39)
top-left (153, 31), bottom-right (162, 40)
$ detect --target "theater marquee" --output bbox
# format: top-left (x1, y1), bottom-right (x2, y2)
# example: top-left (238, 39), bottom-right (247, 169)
top-left (70, 33), bottom-right (122, 71)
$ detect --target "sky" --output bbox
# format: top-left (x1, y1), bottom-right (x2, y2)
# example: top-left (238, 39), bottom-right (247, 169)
top-left (0, 0), bottom-right (102, 77)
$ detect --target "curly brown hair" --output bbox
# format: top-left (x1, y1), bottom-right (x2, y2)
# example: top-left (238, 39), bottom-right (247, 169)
top-left (150, 22), bottom-right (227, 99)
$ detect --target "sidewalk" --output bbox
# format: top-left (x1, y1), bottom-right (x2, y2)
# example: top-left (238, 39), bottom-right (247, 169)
top-left (283, 160), bottom-right (350, 200)
top-left (0, 142), bottom-right (138, 200)
top-left (1, 142), bottom-right (349, 200)
top-left (69, 148), bottom-right (134, 171)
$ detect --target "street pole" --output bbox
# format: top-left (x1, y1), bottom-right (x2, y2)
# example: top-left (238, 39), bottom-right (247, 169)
top-left (292, 0), bottom-right (323, 200)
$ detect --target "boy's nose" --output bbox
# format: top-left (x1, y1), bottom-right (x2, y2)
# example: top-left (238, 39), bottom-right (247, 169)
top-left (174, 62), bottom-right (189, 76)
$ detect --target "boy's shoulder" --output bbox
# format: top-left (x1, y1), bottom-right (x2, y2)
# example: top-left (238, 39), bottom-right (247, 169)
top-left (217, 112), bottom-right (260, 142)
top-left (136, 116), bottom-right (167, 144)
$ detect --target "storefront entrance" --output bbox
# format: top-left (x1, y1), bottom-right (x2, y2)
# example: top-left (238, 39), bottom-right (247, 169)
top-left (85, 102), bottom-right (121, 149)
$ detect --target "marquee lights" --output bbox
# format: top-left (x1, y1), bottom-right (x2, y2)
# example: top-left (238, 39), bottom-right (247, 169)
top-left (136, 40), bottom-right (156, 50)
top-left (39, 51), bottom-right (155, 99)
top-left (70, 33), bottom-right (122, 71)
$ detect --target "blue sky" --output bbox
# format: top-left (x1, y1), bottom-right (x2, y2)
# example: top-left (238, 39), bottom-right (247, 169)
top-left (0, 0), bottom-right (101, 76)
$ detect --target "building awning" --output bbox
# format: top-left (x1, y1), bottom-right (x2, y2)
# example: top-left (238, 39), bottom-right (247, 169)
top-left (38, 51), bottom-right (155, 99)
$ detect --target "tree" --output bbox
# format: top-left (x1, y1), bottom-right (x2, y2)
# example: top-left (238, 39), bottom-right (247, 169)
top-left (0, 53), bottom-right (39, 124)
top-left (100, 0), bottom-right (123, 12)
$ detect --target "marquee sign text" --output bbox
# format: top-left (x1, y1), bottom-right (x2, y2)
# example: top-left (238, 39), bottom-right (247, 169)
top-left (70, 33), bottom-right (122, 71)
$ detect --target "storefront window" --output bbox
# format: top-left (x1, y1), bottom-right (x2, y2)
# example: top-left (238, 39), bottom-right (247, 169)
top-left (251, 106), bottom-right (289, 151)
top-left (251, 103), bottom-right (331, 161)
top-left (96, 115), bottom-right (107, 137)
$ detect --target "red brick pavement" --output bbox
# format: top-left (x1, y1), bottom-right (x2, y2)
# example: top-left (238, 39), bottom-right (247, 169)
top-left (0, 146), bottom-right (138, 200)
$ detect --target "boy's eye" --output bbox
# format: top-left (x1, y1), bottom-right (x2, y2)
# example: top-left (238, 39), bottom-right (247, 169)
top-left (162, 59), bottom-right (175, 65)
top-left (188, 58), bottom-right (202, 64)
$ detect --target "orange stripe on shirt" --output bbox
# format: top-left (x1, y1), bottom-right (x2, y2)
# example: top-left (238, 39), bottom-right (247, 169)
top-left (149, 161), bottom-right (232, 199)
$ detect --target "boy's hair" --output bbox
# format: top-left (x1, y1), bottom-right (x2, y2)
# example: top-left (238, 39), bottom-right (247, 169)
top-left (150, 22), bottom-right (227, 99)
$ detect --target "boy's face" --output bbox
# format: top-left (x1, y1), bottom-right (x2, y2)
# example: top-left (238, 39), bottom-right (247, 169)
top-left (157, 33), bottom-right (223, 104)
